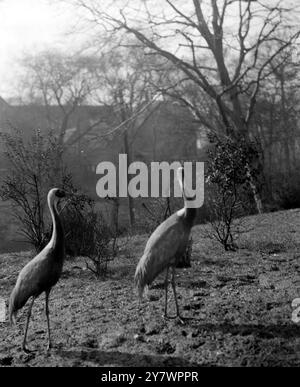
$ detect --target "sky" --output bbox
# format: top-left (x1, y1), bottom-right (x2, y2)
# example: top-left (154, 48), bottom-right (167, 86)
top-left (0, 0), bottom-right (299, 100)
top-left (0, 0), bottom-right (76, 98)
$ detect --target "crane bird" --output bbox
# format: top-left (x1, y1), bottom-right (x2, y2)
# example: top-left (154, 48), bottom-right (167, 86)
top-left (9, 188), bottom-right (66, 352)
top-left (134, 167), bottom-right (197, 323)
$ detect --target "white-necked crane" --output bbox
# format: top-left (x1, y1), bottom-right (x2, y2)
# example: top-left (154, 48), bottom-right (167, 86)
top-left (134, 167), bottom-right (197, 323)
top-left (9, 188), bottom-right (66, 352)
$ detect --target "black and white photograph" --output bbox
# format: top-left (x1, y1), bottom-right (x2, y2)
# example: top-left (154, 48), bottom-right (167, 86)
top-left (0, 0), bottom-right (299, 369)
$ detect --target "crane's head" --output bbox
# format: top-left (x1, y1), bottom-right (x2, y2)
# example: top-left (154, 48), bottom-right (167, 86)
top-left (50, 188), bottom-right (66, 199)
top-left (54, 188), bottom-right (66, 198)
top-left (47, 188), bottom-right (66, 208)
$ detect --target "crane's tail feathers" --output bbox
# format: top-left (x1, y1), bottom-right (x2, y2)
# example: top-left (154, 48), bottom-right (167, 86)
top-left (9, 311), bottom-right (17, 326)
top-left (8, 289), bottom-right (18, 326)
top-left (134, 259), bottom-right (149, 300)
top-left (135, 283), bottom-right (149, 301)
top-left (134, 274), bottom-right (145, 300)
top-left (8, 303), bottom-right (17, 325)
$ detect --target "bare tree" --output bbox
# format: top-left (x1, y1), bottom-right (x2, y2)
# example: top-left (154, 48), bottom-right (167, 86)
top-left (253, 40), bottom-right (300, 203)
top-left (0, 128), bottom-right (62, 250)
top-left (88, 47), bottom-right (160, 227)
top-left (68, 0), bottom-right (300, 213)
top-left (18, 50), bottom-right (102, 182)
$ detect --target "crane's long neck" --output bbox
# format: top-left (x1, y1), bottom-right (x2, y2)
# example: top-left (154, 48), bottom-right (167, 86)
top-left (48, 197), bottom-right (65, 255)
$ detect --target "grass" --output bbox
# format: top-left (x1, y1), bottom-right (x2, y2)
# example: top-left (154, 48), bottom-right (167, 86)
top-left (0, 208), bottom-right (299, 367)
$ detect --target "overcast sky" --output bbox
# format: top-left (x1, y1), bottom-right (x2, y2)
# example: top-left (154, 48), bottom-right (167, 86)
top-left (0, 0), bottom-right (76, 98)
top-left (0, 0), bottom-right (299, 100)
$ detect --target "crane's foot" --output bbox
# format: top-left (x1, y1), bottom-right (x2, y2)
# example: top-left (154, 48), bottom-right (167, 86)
top-left (163, 314), bottom-right (185, 325)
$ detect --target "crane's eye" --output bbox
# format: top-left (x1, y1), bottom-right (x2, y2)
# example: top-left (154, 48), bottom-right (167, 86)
top-left (56, 190), bottom-right (66, 198)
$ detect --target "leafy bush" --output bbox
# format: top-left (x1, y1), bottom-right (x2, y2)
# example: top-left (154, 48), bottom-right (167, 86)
top-left (203, 136), bottom-right (258, 251)
top-left (58, 180), bottom-right (94, 256)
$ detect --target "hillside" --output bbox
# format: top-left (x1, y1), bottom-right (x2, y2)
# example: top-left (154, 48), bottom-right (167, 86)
top-left (0, 209), bottom-right (299, 367)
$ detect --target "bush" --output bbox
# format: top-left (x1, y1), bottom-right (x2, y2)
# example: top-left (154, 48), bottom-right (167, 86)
top-left (203, 136), bottom-right (257, 251)
top-left (0, 128), bottom-right (65, 251)
top-left (58, 180), bottom-right (94, 256)
top-left (80, 210), bottom-right (119, 278)
top-left (137, 198), bottom-right (173, 234)
top-left (56, 188), bottom-right (122, 277)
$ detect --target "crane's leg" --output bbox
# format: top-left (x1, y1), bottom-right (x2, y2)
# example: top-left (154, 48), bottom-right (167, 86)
top-left (171, 267), bottom-right (184, 324)
top-left (164, 267), bottom-right (169, 318)
top-left (22, 296), bottom-right (35, 352)
top-left (45, 290), bottom-right (52, 351)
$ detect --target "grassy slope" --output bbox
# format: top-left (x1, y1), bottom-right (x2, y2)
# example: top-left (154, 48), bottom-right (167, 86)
top-left (0, 209), bottom-right (299, 367)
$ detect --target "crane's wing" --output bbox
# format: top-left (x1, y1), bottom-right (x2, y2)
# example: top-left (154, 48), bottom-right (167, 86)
top-left (9, 246), bottom-right (63, 323)
top-left (135, 214), bottom-right (189, 297)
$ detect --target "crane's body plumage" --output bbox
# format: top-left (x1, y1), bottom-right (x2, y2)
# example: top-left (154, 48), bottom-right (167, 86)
top-left (135, 209), bottom-right (195, 298)
top-left (9, 244), bottom-right (64, 323)
top-left (9, 188), bottom-right (66, 351)
top-left (134, 167), bottom-right (197, 321)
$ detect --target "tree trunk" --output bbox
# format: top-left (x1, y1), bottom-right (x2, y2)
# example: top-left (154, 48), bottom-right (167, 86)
top-left (123, 130), bottom-right (135, 227)
top-left (111, 198), bottom-right (119, 235)
top-left (246, 162), bottom-right (263, 214)
top-left (280, 73), bottom-right (292, 183)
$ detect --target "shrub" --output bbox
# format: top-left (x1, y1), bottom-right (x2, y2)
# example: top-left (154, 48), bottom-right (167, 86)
top-left (137, 198), bottom-right (173, 234)
top-left (0, 128), bottom-right (65, 251)
top-left (202, 190), bottom-right (250, 251)
top-left (80, 210), bottom-right (119, 278)
top-left (203, 136), bottom-right (258, 251)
